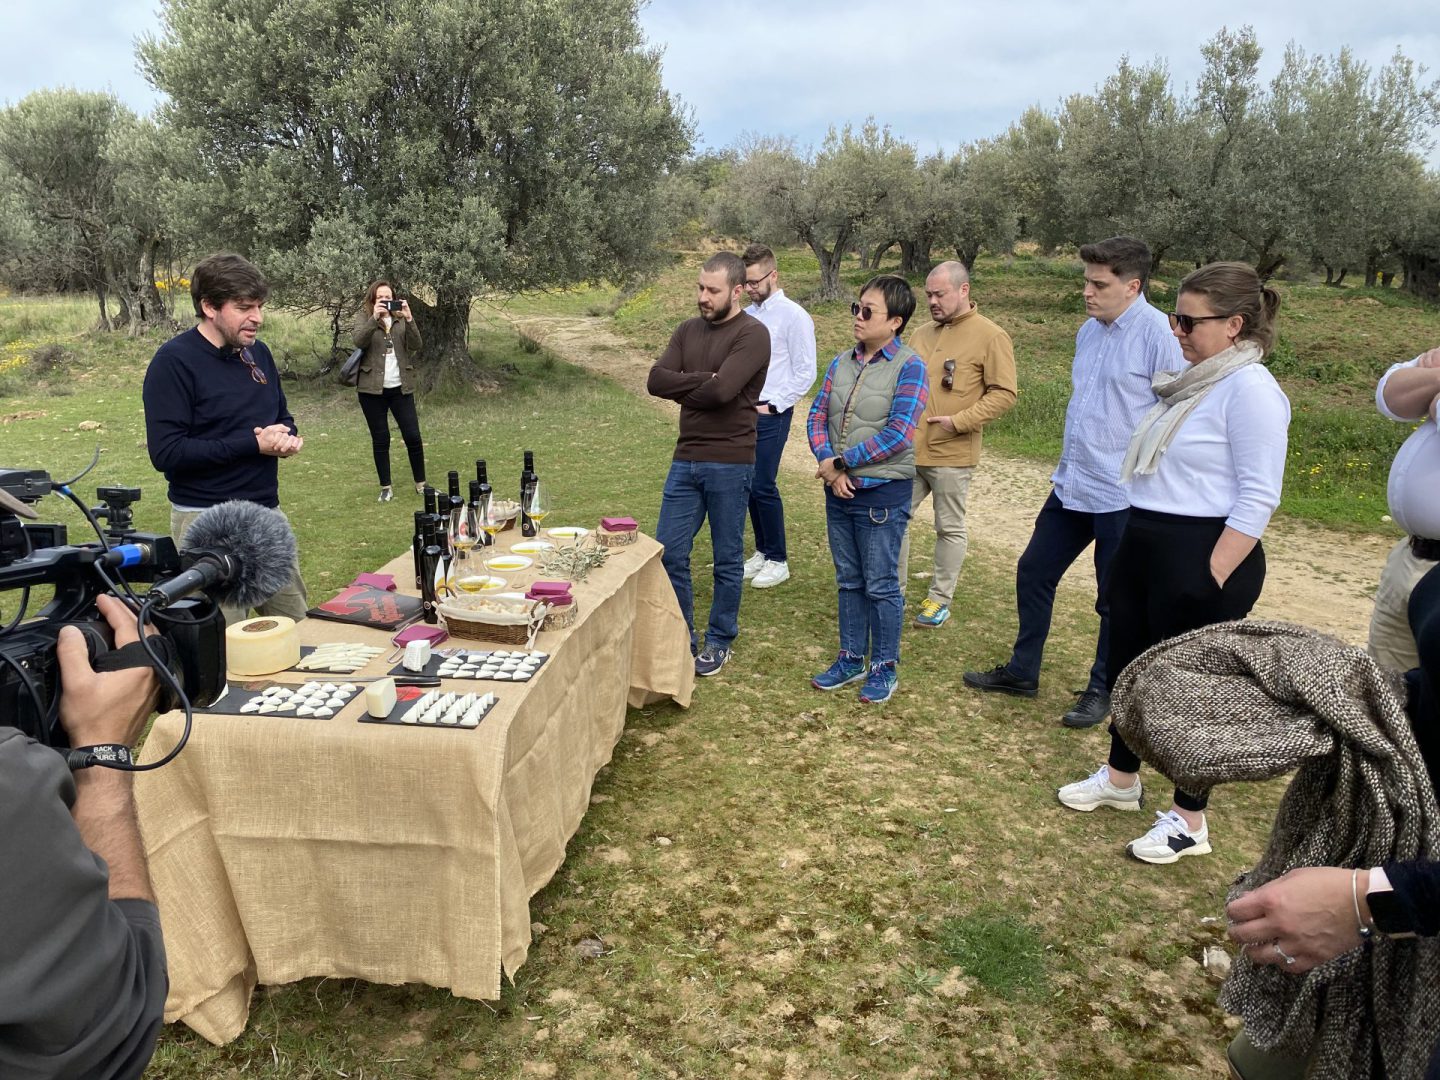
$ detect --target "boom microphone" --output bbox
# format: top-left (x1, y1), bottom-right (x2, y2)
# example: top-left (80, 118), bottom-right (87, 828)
top-left (148, 501), bottom-right (298, 609)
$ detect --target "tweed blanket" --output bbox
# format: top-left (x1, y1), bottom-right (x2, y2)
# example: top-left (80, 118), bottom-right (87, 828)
top-left (1111, 619), bottom-right (1440, 1079)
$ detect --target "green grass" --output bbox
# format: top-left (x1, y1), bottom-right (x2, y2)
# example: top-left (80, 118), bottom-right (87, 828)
top-left (0, 292), bottom-right (1383, 1077)
top-left (578, 246), bottom-right (1440, 534)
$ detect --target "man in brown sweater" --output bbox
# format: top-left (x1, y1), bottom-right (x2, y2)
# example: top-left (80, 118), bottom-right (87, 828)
top-left (900, 261), bottom-right (1017, 628)
top-left (647, 251), bottom-right (771, 676)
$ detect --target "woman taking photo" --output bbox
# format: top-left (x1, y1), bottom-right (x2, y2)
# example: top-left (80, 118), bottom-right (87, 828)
top-left (353, 280), bottom-right (427, 502)
top-left (1057, 261), bottom-right (1290, 863)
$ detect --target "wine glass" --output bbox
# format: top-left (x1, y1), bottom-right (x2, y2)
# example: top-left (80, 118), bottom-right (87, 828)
top-left (447, 501), bottom-right (479, 593)
top-left (525, 480), bottom-right (551, 534)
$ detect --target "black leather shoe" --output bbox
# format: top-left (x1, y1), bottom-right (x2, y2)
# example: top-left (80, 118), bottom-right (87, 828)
top-left (962, 663), bottom-right (1039, 698)
top-left (1061, 688), bottom-right (1110, 729)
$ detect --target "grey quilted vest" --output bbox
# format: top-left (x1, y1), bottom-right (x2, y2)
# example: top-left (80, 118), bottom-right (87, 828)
top-left (825, 344), bottom-right (919, 482)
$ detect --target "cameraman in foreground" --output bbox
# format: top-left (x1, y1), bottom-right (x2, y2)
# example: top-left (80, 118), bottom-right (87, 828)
top-left (0, 593), bottom-right (166, 1079)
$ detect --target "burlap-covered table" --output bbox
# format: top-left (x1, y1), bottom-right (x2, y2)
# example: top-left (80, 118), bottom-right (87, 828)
top-left (134, 533), bottom-right (692, 1045)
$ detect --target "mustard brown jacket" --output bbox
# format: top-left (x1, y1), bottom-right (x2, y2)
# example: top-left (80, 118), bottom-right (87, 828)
top-left (908, 302), bottom-right (1017, 468)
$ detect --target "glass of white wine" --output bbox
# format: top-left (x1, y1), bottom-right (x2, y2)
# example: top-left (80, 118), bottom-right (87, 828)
top-left (455, 496), bottom-right (507, 594)
top-left (525, 480), bottom-right (551, 533)
top-left (447, 501), bottom-right (480, 594)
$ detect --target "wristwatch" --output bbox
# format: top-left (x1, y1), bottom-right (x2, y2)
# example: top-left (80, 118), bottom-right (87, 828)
top-left (768, 403), bottom-right (779, 414)
top-left (832, 456), bottom-right (847, 472)
top-left (1367, 868), bottom-right (1418, 939)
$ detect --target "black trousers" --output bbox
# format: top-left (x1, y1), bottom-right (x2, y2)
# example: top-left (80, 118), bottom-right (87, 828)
top-left (358, 388), bottom-right (425, 488)
top-left (1104, 508), bottom-right (1266, 811)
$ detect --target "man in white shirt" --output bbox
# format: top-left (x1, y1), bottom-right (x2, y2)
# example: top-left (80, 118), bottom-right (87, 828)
top-left (740, 244), bottom-right (817, 590)
top-left (1366, 345), bottom-right (1440, 670)
top-left (963, 236), bottom-right (1183, 728)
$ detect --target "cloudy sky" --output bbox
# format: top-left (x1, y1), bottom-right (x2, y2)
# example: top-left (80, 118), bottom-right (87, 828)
top-left (7, 0), bottom-right (1437, 160)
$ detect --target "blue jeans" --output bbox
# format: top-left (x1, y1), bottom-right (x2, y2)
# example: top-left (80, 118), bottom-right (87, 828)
top-left (748, 409), bottom-right (793, 561)
top-left (657, 460), bottom-right (753, 652)
top-left (825, 490), bottom-right (911, 666)
top-left (1008, 490), bottom-right (1128, 691)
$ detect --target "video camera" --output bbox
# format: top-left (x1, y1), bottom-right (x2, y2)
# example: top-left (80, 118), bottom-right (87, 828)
top-left (0, 468), bottom-right (226, 749)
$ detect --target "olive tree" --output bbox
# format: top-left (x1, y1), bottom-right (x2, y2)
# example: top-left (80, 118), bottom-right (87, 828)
top-left (0, 89), bottom-right (175, 333)
top-left (140, 0), bottom-right (690, 373)
top-left (720, 121), bottom-right (914, 300)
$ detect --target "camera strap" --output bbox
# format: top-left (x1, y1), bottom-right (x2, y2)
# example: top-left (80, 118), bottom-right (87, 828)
top-left (91, 637), bottom-right (175, 673)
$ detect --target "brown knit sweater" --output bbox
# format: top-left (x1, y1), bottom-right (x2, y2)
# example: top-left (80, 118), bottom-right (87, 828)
top-left (647, 313), bottom-right (770, 464)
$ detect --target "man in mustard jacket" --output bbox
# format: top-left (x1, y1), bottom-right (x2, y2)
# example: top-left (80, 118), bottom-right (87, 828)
top-left (901, 261), bottom-right (1017, 628)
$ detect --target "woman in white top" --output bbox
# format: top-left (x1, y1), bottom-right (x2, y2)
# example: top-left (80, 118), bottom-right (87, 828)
top-left (353, 279), bottom-right (427, 502)
top-left (1057, 261), bottom-right (1291, 864)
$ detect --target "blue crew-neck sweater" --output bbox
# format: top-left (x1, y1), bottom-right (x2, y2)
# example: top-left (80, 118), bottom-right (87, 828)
top-left (142, 327), bottom-right (297, 509)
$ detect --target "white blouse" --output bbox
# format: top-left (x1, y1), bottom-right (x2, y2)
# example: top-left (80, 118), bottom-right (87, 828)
top-left (1377, 356), bottom-right (1440, 539)
top-left (1126, 363), bottom-right (1291, 538)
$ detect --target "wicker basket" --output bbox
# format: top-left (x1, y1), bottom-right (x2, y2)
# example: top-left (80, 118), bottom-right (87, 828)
top-left (541, 600), bottom-right (578, 631)
top-left (596, 526), bottom-right (637, 548)
top-left (438, 597), bottom-right (546, 645)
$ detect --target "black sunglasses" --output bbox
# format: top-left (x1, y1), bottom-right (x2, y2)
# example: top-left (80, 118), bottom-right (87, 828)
top-left (237, 347), bottom-right (268, 385)
top-left (942, 359), bottom-right (956, 391)
top-left (851, 302), bottom-right (890, 322)
top-left (1167, 311), bottom-right (1232, 335)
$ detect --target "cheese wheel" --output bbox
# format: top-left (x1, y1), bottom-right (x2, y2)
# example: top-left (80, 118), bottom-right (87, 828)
top-left (225, 616), bottom-right (301, 676)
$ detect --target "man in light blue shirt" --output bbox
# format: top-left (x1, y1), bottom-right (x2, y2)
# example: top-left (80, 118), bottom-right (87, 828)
top-left (740, 243), bottom-right (817, 590)
top-left (964, 236), bottom-right (1182, 728)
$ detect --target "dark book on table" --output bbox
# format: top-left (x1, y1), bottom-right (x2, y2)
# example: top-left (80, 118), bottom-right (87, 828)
top-left (306, 585), bottom-right (423, 631)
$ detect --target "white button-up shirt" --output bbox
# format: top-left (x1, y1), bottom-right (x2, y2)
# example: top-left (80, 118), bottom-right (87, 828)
top-left (1377, 355), bottom-right (1440, 539)
top-left (1051, 298), bottom-right (1183, 513)
top-left (745, 289), bottom-right (817, 413)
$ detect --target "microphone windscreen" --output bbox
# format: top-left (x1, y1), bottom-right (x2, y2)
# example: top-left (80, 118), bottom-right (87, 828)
top-left (182, 501), bottom-right (298, 609)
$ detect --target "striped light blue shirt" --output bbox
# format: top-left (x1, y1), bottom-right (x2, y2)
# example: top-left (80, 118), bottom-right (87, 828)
top-left (1050, 298), bottom-right (1183, 513)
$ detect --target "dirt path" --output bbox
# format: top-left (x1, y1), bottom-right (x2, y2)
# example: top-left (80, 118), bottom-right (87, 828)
top-left (496, 310), bottom-right (1394, 646)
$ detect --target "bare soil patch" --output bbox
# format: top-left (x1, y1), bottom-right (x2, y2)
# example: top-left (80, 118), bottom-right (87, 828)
top-left (494, 310), bottom-right (1391, 646)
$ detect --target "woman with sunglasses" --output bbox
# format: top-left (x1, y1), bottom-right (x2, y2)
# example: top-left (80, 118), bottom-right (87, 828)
top-left (1057, 261), bottom-right (1290, 863)
top-left (806, 275), bottom-right (929, 704)
top-left (353, 280), bottom-right (427, 502)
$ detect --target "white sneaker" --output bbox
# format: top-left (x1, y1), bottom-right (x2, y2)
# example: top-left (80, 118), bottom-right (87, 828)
top-left (752, 560), bottom-right (790, 589)
top-left (1056, 764), bottom-right (1143, 812)
top-left (742, 552), bottom-right (766, 580)
top-left (1127, 810), bottom-right (1211, 864)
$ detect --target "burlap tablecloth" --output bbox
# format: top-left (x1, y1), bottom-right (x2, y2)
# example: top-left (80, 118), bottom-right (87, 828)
top-left (134, 533), bottom-right (692, 1045)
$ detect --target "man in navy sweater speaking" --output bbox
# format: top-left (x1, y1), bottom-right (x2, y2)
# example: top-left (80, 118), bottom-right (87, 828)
top-left (142, 253), bottom-right (309, 624)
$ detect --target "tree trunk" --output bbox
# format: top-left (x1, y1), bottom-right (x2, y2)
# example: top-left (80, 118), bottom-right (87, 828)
top-left (899, 238), bottom-right (932, 277)
top-left (93, 285), bottom-right (112, 332)
top-left (1403, 251), bottom-right (1440, 303)
top-left (865, 240), bottom-right (895, 271)
top-left (1381, 271), bottom-right (1395, 288)
top-left (955, 242), bottom-right (981, 274)
top-left (1324, 266), bottom-right (1336, 286)
top-left (809, 240), bottom-right (845, 301)
top-left (1255, 251), bottom-right (1286, 283)
top-left (412, 285), bottom-right (494, 389)
top-left (132, 238), bottom-right (174, 335)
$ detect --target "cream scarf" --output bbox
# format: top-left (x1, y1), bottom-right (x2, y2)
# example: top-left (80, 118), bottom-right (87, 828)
top-left (1120, 339), bottom-right (1263, 482)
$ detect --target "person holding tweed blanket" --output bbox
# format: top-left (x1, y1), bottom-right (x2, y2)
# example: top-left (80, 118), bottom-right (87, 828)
top-left (1057, 261), bottom-right (1291, 863)
top-left (1109, 589), bottom-right (1440, 1079)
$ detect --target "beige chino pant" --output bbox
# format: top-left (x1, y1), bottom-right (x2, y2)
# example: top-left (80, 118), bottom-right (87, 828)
top-left (1366, 537), bottom-right (1436, 671)
top-left (899, 465), bottom-right (975, 607)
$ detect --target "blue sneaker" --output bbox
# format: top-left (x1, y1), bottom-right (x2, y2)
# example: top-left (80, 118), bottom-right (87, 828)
top-left (859, 662), bottom-right (897, 704)
top-left (912, 599), bottom-right (950, 628)
top-left (695, 646), bottom-right (730, 677)
top-left (811, 653), bottom-right (866, 691)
